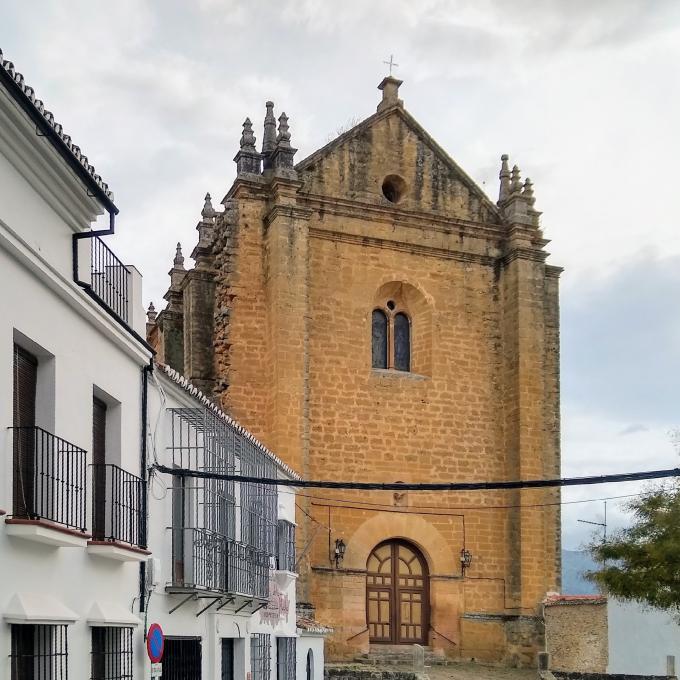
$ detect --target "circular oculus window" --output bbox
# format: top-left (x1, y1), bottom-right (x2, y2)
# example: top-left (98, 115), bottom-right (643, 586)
top-left (381, 174), bottom-right (407, 204)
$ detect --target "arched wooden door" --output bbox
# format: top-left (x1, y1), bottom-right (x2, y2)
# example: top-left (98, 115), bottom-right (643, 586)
top-left (366, 540), bottom-right (429, 645)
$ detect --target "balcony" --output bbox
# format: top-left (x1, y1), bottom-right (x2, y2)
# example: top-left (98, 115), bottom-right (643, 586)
top-left (169, 528), bottom-right (269, 601)
top-left (89, 235), bottom-right (131, 323)
top-left (6, 426), bottom-right (89, 547)
top-left (87, 463), bottom-right (149, 562)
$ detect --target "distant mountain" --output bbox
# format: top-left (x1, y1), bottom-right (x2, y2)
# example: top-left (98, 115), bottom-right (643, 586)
top-left (562, 549), bottom-right (600, 595)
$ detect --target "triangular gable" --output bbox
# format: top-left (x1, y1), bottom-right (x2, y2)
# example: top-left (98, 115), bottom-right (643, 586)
top-left (296, 105), bottom-right (501, 225)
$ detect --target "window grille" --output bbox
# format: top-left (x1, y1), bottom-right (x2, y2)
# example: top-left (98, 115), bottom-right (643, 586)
top-left (163, 638), bottom-right (202, 680)
top-left (91, 627), bottom-right (133, 680)
top-left (276, 637), bottom-right (296, 680)
top-left (250, 634), bottom-right (270, 680)
top-left (167, 407), bottom-right (277, 597)
top-left (10, 624), bottom-right (68, 680)
top-left (277, 520), bottom-right (296, 572)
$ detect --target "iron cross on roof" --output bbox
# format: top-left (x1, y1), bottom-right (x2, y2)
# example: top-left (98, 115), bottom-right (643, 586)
top-left (383, 54), bottom-right (399, 76)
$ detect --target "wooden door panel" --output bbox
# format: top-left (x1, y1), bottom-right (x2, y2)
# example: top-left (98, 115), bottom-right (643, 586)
top-left (367, 540), bottom-right (428, 645)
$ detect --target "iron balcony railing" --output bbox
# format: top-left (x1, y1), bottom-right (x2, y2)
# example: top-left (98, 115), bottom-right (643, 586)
top-left (90, 235), bottom-right (130, 324)
top-left (171, 527), bottom-right (269, 599)
top-left (12, 426), bottom-right (87, 532)
top-left (277, 520), bottom-right (296, 572)
top-left (92, 463), bottom-right (146, 549)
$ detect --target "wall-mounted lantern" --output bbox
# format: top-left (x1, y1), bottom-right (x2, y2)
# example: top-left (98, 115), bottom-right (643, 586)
top-left (334, 538), bottom-right (346, 568)
top-left (460, 548), bottom-right (472, 573)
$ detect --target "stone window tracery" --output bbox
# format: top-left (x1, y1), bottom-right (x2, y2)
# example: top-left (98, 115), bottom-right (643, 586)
top-left (371, 301), bottom-right (411, 372)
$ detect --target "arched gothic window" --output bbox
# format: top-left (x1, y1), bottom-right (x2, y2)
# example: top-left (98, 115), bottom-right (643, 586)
top-left (371, 302), bottom-right (411, 372)
top-left (372, 310), bottom-right (388, 369)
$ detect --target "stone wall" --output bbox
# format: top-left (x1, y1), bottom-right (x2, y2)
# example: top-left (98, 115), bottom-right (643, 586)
top-left (544, 596), bottom-right (608, 673)
top-left (553, 674), bottom-right (673, 680)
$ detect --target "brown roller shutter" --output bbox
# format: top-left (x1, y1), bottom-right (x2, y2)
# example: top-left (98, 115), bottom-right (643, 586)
top-left (92, 396), bottom-right (107, 540)
top-left (13, 344), bottom-right (37, 518)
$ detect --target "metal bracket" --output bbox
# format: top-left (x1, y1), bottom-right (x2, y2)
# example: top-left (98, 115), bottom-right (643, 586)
top-left (234, 599), bottom-right (253, 614)
top-left (196, 597), bottom-right (222, 617)
top-left (215, 597), bottom-right (235, 612)
top-left (168, 593), bottom-right (196, 615)
top-left (251, 602), bottom-right (267, 615)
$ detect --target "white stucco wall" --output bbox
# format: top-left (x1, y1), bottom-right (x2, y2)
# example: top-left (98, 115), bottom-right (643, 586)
top-left (0, 88), bottom-right (152, 679)
top-left (297, 635), bottom-right (326, 680)
top-left (608, 598), bottom-right (680, 675)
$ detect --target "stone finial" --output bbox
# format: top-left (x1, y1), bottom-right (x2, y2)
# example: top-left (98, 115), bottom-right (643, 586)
top-left (510, 165), bottom-right (522, 194)
top-left (240, 118), bottom-right (257, 151)
top-left (173, 242), bottom-right (185, 269)
top-left (498, 154), bottom-right (511, 204)
top-left (201, 192), bottom-right (216, 219)
top-left (522, 177), bottom-right (535, 205)
top-left (276, 112), bottom-right (291, 147)
top-left (234, 118), bottom-right (262, 175)
top-left (377, 76), bottom-right (404, 112)
top-left (146, 302), bottom-right (157, 323)
top-left (262, 101), bottom-right (276, 157)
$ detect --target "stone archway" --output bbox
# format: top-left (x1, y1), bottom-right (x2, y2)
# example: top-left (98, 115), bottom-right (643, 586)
top-left (366, 539), bottom-right (430, 645)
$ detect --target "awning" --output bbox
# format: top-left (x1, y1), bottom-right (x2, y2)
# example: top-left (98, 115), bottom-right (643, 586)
top-left (86, 600), bottom-right (141, 627)
top-left (4, 593), bottom-right (79, 625)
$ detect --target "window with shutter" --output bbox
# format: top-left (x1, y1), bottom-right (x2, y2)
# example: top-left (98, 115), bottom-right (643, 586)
top-left (13, 345), bottom-right (37, 518)
top-left (92, 396), bottom-right (107, 540)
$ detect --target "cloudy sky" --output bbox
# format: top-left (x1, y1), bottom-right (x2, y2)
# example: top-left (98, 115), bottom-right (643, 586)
top-left (3, 0), bottom-right (680, 551)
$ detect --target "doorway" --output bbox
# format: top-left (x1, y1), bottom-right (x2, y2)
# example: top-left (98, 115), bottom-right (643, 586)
top-left (366, 539), bottom-right (429, 644)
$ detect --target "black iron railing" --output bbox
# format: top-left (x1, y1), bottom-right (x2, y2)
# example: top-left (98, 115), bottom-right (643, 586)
top-left (90, 236), bottom-right (130, 323)
top-left (277, 520), bottom-right (296, 572)
top-left (92, 463), bottom-right (146, 548)
top-left (171, 528), bottom-right (269, 598)
top-left (12, 426), bottom-right (87, 532)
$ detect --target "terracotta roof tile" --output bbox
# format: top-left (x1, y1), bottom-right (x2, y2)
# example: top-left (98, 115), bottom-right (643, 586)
top-left (0, 47), bottom-right (114, 201)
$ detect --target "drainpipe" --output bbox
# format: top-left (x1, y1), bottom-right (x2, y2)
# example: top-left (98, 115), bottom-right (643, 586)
top-left (139, 360), bottom-right (153, 614)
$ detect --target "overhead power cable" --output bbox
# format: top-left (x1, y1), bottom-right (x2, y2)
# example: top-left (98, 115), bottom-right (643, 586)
top-left (152, 464), bottom-right (680, 491)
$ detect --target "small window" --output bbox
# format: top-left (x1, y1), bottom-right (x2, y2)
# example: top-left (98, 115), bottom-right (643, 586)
top-left (306, 649), bottom-right (314, 680)
top-left (381, 175), bottom-right (407, 203)
top-left (277, 637), bottom-right (296, 680)
top-left (11, 624), bottom-right (68, 680)
top-left (371, 310), bottom-right (388, 369)
top-left (92, 627), bottom-right (133, 680)
top-left (251, 634), bottom-right (270, 680)
top-left (394, 313), bottom-right (411, 372)
top-left (371, 306), bottom-right (411, 373)
top-left (277, 520), bottom-right (296, 572)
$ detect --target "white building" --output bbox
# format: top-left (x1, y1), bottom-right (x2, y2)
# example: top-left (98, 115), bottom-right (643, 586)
top-left (0, 47), bottom-right (325, 679)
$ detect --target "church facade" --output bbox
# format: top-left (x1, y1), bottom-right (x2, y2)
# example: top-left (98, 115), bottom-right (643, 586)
top-left (149, 77), bottom-right (562, 665)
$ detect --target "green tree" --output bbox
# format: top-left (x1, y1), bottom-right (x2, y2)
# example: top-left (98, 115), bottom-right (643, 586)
top-left (588, 485), bottom-right (680, 612)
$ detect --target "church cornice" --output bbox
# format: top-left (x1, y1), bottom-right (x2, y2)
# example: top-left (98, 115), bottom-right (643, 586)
top-left (299, 193), bottom-right (508, 242)
top-left (264, 203), bottom-right (313, 227)
top-left (309, 226), bottom-right (498, 267)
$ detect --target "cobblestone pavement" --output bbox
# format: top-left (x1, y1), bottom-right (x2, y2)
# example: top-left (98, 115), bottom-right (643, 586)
top-left (422, 663), bottom-right (535, 680)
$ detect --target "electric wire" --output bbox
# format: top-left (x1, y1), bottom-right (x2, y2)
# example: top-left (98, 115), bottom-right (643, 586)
top-left (153, 463), bottom-right (680, 491)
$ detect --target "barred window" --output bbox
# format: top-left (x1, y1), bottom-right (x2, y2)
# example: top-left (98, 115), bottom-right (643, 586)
top-left (11, 624), bottom-right (68, 680)
top-left (91, 627), bottom-right (133, 680)
top-left (277, 520), bottom-right (296, 572)
top-left (277, 637), bottom-right (296, 680)
top-left (251, 634), bottom-right (271, 680)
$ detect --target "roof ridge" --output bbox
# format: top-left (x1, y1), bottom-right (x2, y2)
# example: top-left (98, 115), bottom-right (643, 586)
top-left (157, 362), bottom-right (302, 481)
top-left (0, 47), bottom-right (114, 202)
